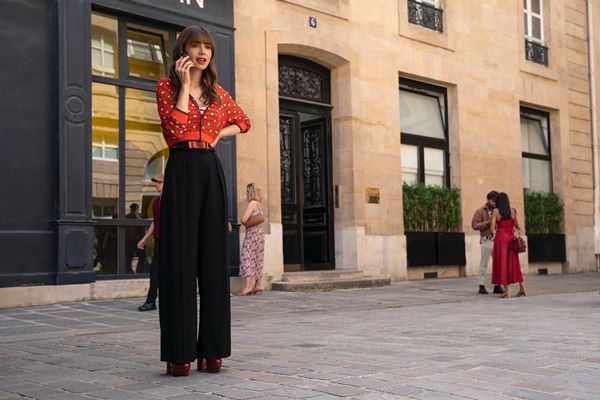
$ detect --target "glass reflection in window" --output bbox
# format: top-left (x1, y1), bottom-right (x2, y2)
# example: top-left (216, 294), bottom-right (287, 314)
top-left (125, 87), bottom-right (167, 220)
top-left (127, 25), bottom-right (168, 80)
top-left (92, 82), bottom-right (119, 218)
top-left (91, 13), bottom-right (118, 78)
top-left (93, 226), bottom-right (118, 275)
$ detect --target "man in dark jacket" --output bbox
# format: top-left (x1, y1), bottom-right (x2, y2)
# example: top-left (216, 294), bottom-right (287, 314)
top-left (471, 191), bottom-right (504, 295)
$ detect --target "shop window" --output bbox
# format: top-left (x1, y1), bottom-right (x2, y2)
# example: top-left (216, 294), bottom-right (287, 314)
top-left (400, 78), bottom-right (449, 186)
top-left (521, 107), bottom-right (552, 192)
top-left (91, 11), bottom-right (173, 276)
top-left (524, 0), bottom-right (548, 65)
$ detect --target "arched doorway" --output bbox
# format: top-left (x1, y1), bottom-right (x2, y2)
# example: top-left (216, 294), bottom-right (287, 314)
top-left (279, 55), bottom-right (334, 271)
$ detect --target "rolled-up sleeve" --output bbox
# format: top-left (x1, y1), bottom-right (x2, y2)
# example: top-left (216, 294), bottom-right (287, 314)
top-left (156, 78), bottom-right (188, 138)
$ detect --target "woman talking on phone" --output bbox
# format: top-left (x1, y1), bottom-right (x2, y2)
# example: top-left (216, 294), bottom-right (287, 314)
top-left (156, 25), bottom-right (251, 376)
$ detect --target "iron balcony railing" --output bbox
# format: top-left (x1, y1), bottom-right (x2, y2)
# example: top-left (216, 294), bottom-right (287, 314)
top-left (525, 39), bottom-right (549, 66)
top-left (407, 0), bottom-right (443, 33)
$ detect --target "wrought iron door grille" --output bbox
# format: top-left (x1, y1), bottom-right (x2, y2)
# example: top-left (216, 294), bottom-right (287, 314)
top-left (525, 40), bottom-right (549, 66)
top-left (407, 0), bottom-right (443, 33)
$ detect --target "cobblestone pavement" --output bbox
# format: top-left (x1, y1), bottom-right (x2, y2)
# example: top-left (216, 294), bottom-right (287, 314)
top-left (0, 273), bottom-right (599, 399)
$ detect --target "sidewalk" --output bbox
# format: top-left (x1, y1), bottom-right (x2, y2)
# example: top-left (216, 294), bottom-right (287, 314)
top-left (0, 273), bottom-right (599, 399)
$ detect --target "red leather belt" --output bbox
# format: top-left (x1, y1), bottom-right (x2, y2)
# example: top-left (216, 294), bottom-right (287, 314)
top-left (171, 141), bottom-right (213, 151)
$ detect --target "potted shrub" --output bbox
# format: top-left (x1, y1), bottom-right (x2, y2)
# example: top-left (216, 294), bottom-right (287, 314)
top-left (403, 183), bottom-right (465, 267)
top-left (523, 191), bottom-right (566, 262)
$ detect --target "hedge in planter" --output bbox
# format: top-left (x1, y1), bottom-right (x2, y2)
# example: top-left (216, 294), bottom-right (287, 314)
top-left (524, 191), bottom-right (566, 262)
top-left (523, 191), bottom-right (564, 234)
top-left (403, 183), bottom-right (465, 266)
top-left (403, 183), bottom-right (461, 232)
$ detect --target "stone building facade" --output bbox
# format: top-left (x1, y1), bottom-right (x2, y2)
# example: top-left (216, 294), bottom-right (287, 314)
top-left (233, 0), bottom-right (600, 283)
top-left (1, 0), bottom-right (599, 308)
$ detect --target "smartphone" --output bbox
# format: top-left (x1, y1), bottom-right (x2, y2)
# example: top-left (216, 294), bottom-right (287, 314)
top-left (180, 51), bottom-right (188, 59)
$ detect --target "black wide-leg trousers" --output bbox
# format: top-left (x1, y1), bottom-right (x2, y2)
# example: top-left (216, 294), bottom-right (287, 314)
top-left (158, 148), bottom-right (231, 363)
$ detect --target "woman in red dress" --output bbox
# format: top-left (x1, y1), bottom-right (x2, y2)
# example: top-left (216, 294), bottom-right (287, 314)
top-left (490, 192), bottom-right (528, 298)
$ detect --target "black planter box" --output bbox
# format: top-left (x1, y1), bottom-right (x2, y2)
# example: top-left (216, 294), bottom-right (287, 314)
top-left (437, 232), bottom-right (467, 265)
top-left (406, 232), bottom-right (466, 267)
top-left (527, 234), bottom-right (566, 263)
top-left (406, 232), bottom-right (437, 266)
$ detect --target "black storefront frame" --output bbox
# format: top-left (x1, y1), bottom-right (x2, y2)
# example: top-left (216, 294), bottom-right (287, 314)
top-left (54, 0), bottom-right (239, 286)
top-left (399, 78), bottom-right (450, 187)
top-left (91, 11), bottom-right (176, 278)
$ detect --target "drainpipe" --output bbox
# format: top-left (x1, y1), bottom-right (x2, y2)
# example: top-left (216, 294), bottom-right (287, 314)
top-left (587, 0), bottom-right (600, 271)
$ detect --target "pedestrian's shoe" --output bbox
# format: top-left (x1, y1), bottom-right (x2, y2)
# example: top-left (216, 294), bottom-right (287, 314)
top-left (206, 358), bottom-right (222, 373)
top-left (167, 362), bottom-right (190, 377)
top-left (197, 358), bottom-right (207, 371)
top-left (478, 285), bottom-right (488, 295)
top-left (138, 302), bottom-right (156, 312)
top-left (493, 285), bottom-right (504, 294)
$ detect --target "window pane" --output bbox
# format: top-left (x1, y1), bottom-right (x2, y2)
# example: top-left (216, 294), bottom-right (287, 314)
top-left (531, 0), bottom-right (541, 14)
top-left (124, 87), bottom-right (165, 274)
top-left (91, 13), bottom-right (118, 78)
top-left (105, 147), bottom-right (118, 159)
top-left (401, 144), bottom-right (419, 184)
top-left (125, 87), bottom-right (166, 212)
top-left (523, 13), bottom-right (529, 36)
top-left (400, 90), bottom-right (445, 139)
top-left (523, 158), bottom-right (551, 192)
top-left (532, 17), bottom-right (541, 40)
top-left (127, 25), bottom-right (168, 80)
top-left (521, 117), bottom-right (549, 156)
top-left (92, 146), bottom-right (102, 158)
top-left (424, 147), bottom-right (445, 186)
top-left (93, 226), bottom-right (118, 275)
top-left (92, 82), bottom-right (119, 218)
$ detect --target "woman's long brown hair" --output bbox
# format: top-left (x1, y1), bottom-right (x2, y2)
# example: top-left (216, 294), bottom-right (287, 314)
top-left (168, 26), bottom-right (220, 105)
top-left (495, 192), bottom-right (512, 220)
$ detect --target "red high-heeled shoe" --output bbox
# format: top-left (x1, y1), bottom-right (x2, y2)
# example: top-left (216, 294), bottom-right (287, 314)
top-left (197, 358), bottom-right (207, 371)
top-left (206, 358), bottom-right (222, 373)
top-left (167, 362), bottom-right (191, 377)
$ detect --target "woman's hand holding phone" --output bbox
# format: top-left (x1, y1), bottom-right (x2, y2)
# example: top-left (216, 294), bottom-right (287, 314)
top-left (175, 51), bottom-right (194, 88)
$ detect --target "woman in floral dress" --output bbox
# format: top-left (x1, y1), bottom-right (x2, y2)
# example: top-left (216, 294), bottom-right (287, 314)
top-left (239, 183), bottom-right (265, 295)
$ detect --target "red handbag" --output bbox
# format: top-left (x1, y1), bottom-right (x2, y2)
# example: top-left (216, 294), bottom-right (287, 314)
top-left (512, 236), bottom-right (526, 253)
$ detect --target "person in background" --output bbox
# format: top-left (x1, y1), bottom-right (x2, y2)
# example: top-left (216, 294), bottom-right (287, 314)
top-left (471, 191), bottom-right (504, 295)
top-left (490, 192), bottom-right (528, 298)
top-left (156, 25), bottom-right (251, 377)
top-left (137, 174), bottom-right (164, 312)
top-left (238, 183), bottom-right (265, 296)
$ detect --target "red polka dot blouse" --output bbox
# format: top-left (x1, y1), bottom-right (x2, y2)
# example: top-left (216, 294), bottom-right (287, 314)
top-left (156, 77), bottom-right (251, 148)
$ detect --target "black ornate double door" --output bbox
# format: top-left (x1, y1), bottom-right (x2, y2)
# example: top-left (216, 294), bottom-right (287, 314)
top-left (280, 102), bottom-right (334, 271)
